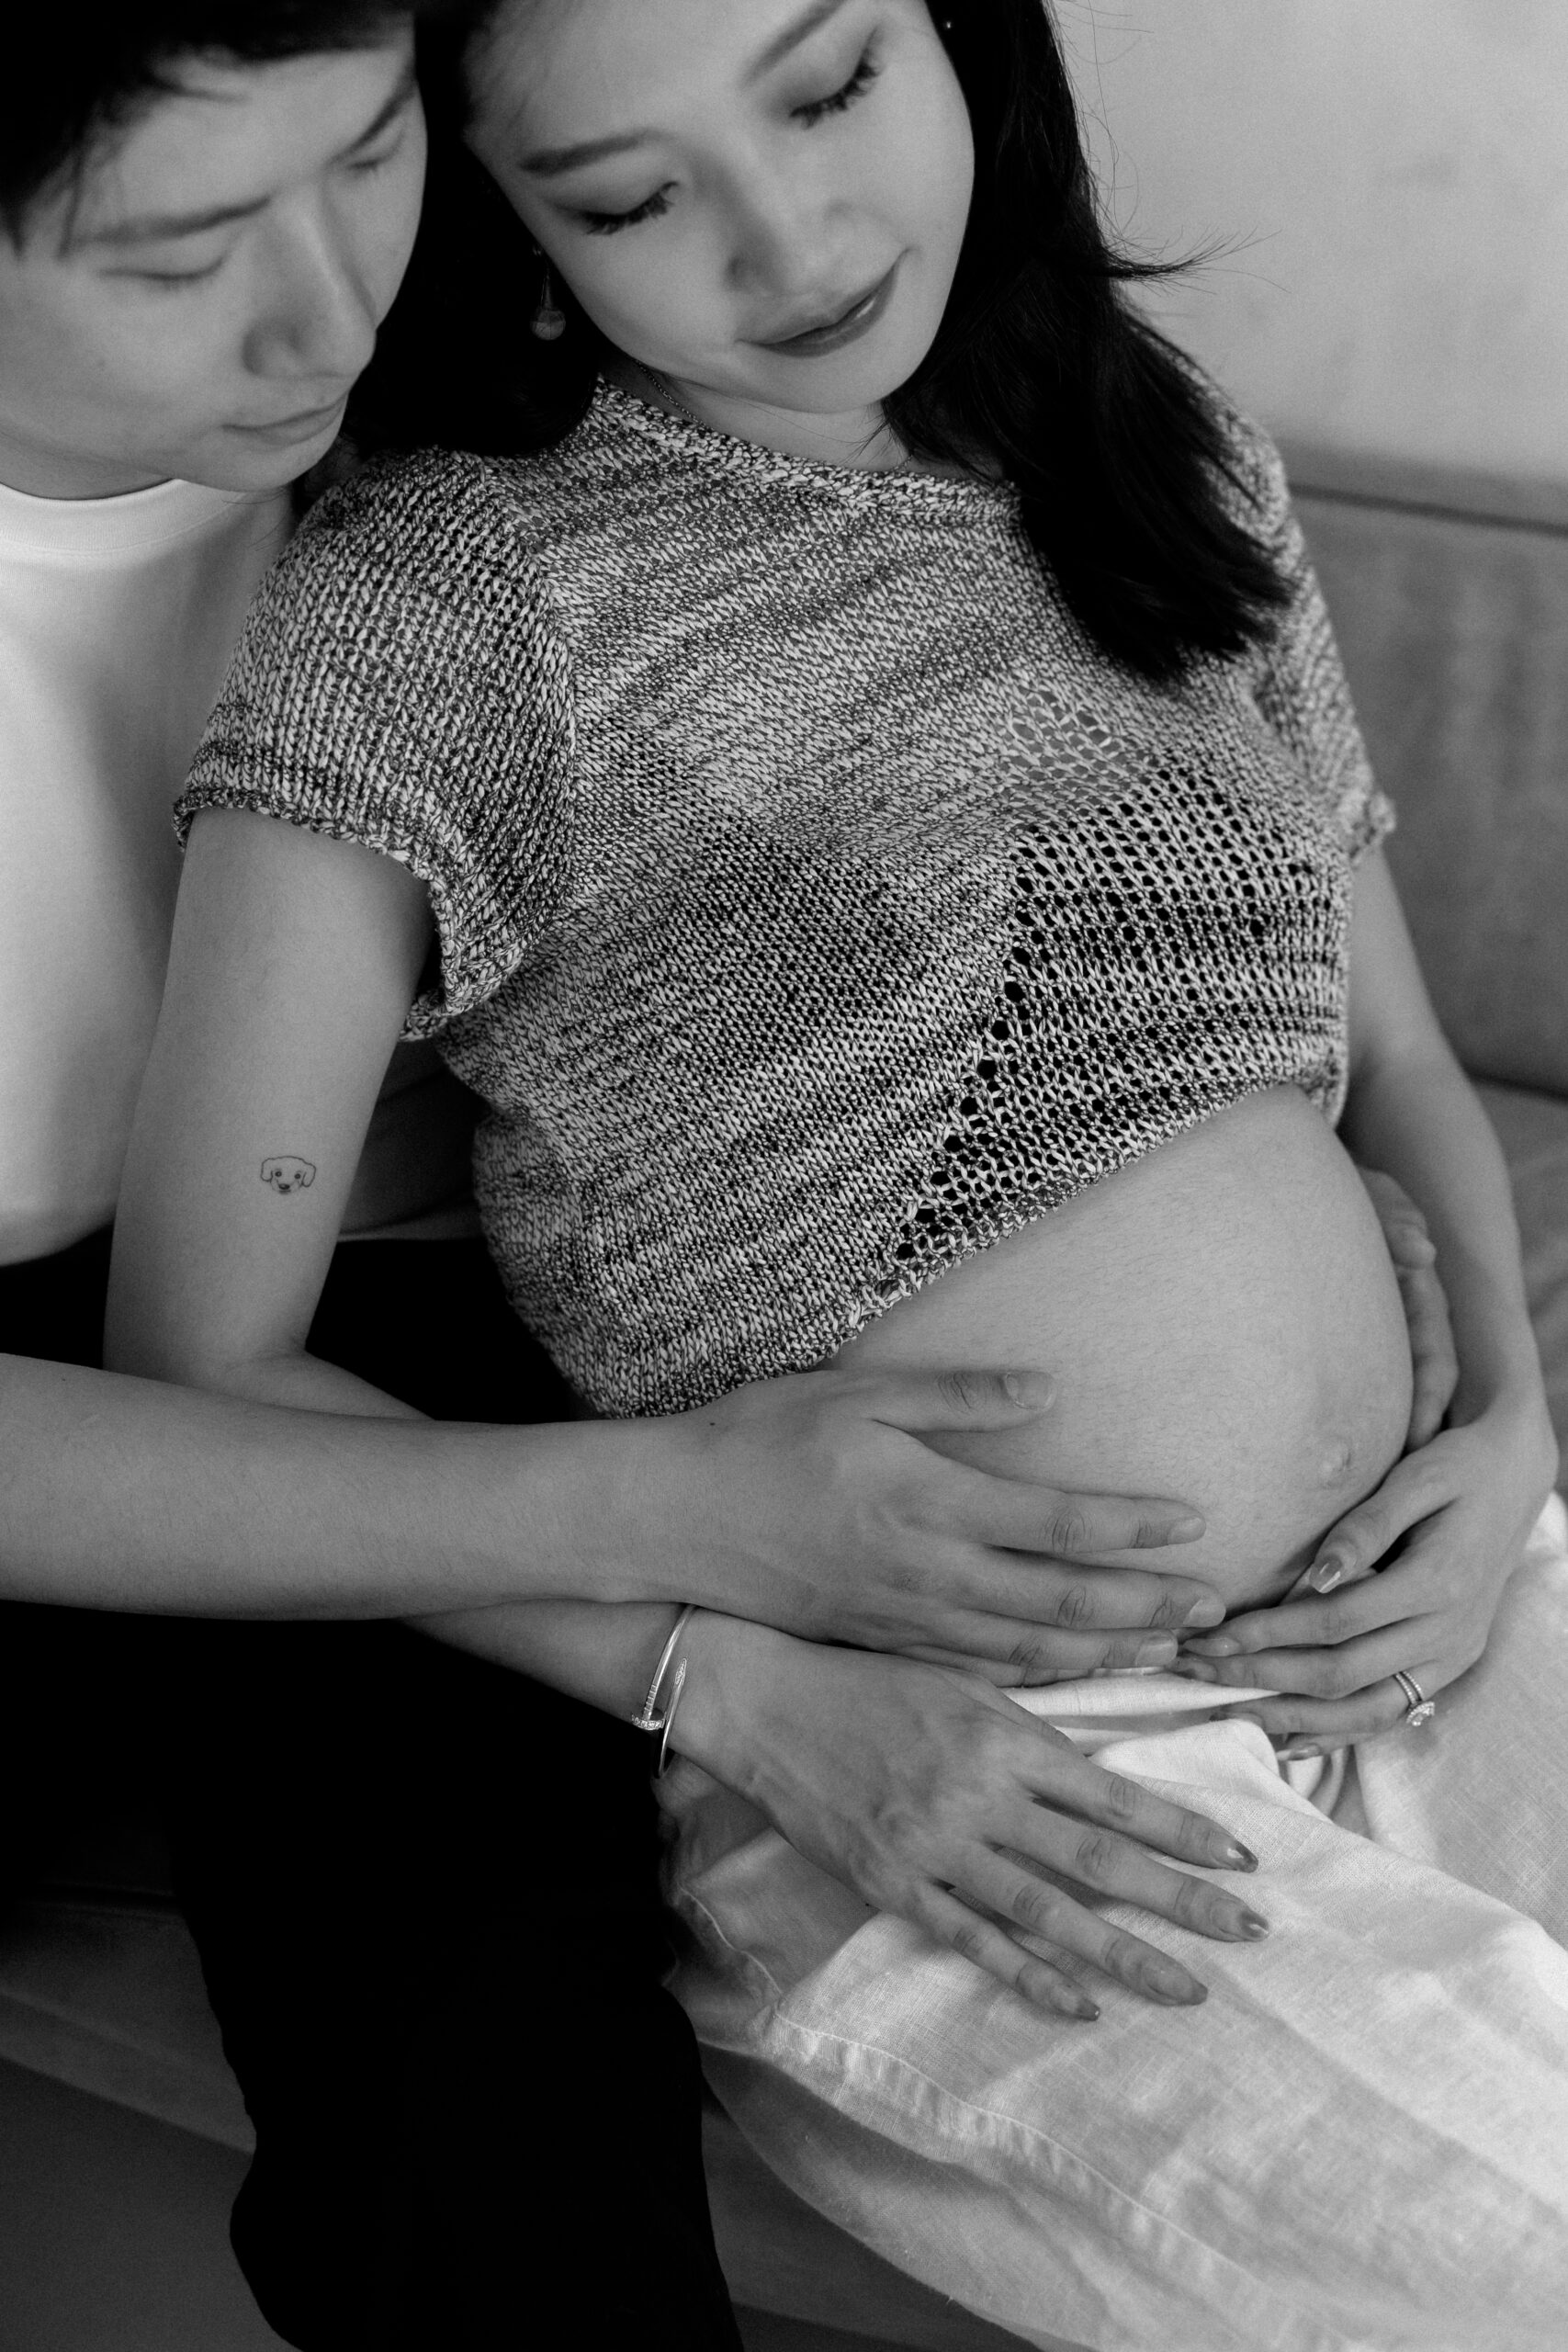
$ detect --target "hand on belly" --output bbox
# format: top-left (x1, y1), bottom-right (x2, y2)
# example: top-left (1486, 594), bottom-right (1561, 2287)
top-left (837, 1090), bottom-right (1414, 1612)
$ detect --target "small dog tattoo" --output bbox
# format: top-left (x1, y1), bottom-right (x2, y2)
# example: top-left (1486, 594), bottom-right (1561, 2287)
top-left (260, 1156), bottom-right (317, 1196)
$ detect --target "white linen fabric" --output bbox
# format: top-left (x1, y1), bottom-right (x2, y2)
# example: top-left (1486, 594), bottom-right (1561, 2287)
top-left (0, 474), bottom-right (288, 1262)
top-left (669, 1496), bottom-right (1568, 2352)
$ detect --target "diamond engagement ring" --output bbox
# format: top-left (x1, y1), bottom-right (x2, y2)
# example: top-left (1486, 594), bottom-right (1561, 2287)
top-left (1393, 1669), bottom-right (1436, 1728)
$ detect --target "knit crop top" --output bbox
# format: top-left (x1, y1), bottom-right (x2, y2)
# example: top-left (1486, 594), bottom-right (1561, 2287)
top-left (182, 384), bottom-right (1393, 1417)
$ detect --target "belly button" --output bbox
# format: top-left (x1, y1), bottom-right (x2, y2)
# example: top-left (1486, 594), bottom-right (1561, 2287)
top-left (1317, 1434), bottom-right (1356, 1487)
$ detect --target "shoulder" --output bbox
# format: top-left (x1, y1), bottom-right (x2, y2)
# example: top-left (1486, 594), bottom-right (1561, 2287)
top-left (1198, 393), bottom-right (1293, 544)
top-left (280, 447), bottom-right (550, 617)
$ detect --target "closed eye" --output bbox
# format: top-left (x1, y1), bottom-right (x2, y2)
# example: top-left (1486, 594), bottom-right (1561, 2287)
top-left (793, 43), bottom-right (882, 127)
top-left (118, 257), bottom-right (229, 288)
top-left (578, 185), bottom-right (676, 236)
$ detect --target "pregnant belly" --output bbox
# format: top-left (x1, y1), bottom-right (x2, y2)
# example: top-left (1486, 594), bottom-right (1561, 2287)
top-left (835, 1088), bottom-right (1414, 1609)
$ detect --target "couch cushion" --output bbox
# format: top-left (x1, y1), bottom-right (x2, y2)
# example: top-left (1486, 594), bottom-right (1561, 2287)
top-left (1476, 1080), bottom-right (1568, 1477)
top-left (1292, 472), bottom-right (1568, 1098)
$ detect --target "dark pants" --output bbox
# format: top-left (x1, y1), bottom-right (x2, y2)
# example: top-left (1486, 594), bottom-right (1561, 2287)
top-left (1, 1235), bottom-right (740, 2350)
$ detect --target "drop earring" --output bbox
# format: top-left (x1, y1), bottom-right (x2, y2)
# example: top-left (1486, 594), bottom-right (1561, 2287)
top-left (529, 243), bottom-right (566, 342)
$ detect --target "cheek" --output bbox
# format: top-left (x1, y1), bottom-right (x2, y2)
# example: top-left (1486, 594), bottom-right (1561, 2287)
top-left (368, 128), bottom-right (430, 320)
top-left (877, 61), bottom-right (974, 271)
top-left (553, 226), bottom-right (721, 366)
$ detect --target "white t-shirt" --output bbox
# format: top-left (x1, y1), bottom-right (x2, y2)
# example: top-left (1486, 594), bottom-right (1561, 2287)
top-left (0, 474), bottom-right (290, 1263)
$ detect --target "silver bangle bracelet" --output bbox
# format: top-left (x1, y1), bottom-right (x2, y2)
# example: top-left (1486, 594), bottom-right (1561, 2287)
top-left (630, 1602), bottom-right (698, 1743)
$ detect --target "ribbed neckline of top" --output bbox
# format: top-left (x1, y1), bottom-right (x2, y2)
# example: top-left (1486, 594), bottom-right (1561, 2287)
top-left (592, 378), bottom-right (1017, 524)
top-left (0, 471), bottom-right (267, 558)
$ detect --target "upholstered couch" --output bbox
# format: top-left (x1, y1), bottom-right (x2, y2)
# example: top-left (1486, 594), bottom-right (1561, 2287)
top-left (2, 447), bottom-right (1564, 2352)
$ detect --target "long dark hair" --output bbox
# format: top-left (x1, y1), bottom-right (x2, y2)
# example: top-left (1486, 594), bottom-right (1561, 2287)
top-left (352, 1), bottom-right (1289, 682)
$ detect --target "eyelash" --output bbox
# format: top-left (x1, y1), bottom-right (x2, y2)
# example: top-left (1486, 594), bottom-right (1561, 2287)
top-left (577, 42), bottom-right (883, 235)
top-left (581, 187), bottom-right (674, 237)
top-left (795, 44), bottom-right (882, 127)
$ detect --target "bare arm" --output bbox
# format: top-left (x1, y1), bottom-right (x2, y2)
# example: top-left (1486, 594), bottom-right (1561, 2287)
top-left (1182, 851), bottom-right (1558, 1739)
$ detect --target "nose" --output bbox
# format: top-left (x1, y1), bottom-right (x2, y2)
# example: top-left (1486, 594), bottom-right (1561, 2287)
top-left (723, 154), bottom-right (847, 302)
top-left (242, 193), bottom-right (379, 389)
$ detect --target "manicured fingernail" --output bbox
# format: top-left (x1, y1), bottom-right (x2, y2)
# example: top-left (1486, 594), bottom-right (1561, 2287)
top-left (1218, 1838), bottom-right (1258, 1871)
top-left (1150, 1964), bottom-right (1203, 2004)
top-left (1169, 1515), bottom-right (1206, 1542)
top-left (1182, 1597), bottom-right (1226, 1628)
top-left (1237, 1910), bottom-right (1271, 1939)
top-left (1307, 1555), bottom-right (1345, 1593)
top-left (1183, 1634), bottom-right (1240, 1657)
top-left (1003, 1372), bottom-right (1053, 1407)
top-left (1134, 1636), bottom-right (1179, 1667)
top-left (1065, 1994), bottom-right (1100, 2021)
top-left (1275, 1743), bottom-right (1318, 1763)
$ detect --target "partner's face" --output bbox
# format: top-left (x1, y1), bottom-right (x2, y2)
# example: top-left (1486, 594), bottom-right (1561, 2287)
top-left (0, 37), bottom-right (424, 498)
top-left (466, 0), bottom-right (973, 424)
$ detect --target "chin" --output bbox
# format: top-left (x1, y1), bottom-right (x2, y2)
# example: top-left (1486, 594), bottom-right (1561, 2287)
top-left (193, 421), bottom-right (342, 495)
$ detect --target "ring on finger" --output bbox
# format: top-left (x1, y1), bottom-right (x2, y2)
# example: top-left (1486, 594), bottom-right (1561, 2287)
top-left (1392, 1668), bottom-right (1436, 1729)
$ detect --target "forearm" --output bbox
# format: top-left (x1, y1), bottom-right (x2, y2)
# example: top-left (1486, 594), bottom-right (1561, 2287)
top-left (1342, 1046), bottom-right (1543, 1420)
top-left (0, 1348), bottom-right (675, 1616)
top-left (414, 1595), bottom-right (686, 1718)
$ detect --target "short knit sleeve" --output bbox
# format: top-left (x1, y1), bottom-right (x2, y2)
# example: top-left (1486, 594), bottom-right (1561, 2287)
top-left (178, 450), bottom-right (574, 1035)
top-left (1225, 414), bottom-right (1394, 864)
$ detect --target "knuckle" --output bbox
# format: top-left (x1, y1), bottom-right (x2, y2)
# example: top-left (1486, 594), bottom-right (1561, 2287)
top-left (1011, 1881), bottom-right (1062, 1935)
top-left (949, 1918), bottom-right (989, 1968)
top-left (1005, 1634), bottom-right (1060, 1684)
top-left (1100, 1772), bottom-right (1141, 1825)
top-left (1071, 1828), bottom-right (1122, 1888)
top-left (1168, 1872), bottom-right (1213, 1931)
top-left (937, 1369), bottom-right (987, 1417)
top-left (1050, 1581), bottom-right (1091, 1630)
top-left (1318, 1655), bottom-right (1361, 1701)
top-left (1046, 1508), bottom-right (1091, 1557)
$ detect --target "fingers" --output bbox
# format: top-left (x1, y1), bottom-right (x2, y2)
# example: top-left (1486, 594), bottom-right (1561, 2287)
top-left (1199, 1618), bottom-right (1461, 1702)
top-left (914, 1884), bottom-right (1104, 2019)
top-left (941, 1545), bottom-right (1226, 1636)
top-left (1399, 1261), bottom-right (1458, 1450)
top-left (995, 1798), bottom-right (1270, 1970)
top-left (906, 1620), bottom-right (1191, 1681)
top-left (935, 1459), bottom-right (1209, 1562)
top-left (1357, 1165), bottom-right (1436, 1268)
top-left (1181, 1570), bottom-right (1420, 1664)
top-left (1217, 1667), bottom-right (1437, 1749)
top-left (852, 1364), bottom-right (1060, 1432)
top-left (954, 1855), bottom-right (1207, 2007)
top-left (1015, 1739), bottom-right (1259, 1880)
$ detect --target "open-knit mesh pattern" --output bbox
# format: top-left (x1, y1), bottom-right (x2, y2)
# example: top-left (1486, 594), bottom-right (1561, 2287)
top-left (183, 384), bottom-right (1390, 1417)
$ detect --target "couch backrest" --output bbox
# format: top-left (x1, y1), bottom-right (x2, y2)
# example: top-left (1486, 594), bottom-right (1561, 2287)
top-left (1288, 450), bottom-right (1568, 1100)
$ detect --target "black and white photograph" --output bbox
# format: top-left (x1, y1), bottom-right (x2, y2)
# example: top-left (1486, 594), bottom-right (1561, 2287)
top-left (1, 4), bottom-right (1564, 2346)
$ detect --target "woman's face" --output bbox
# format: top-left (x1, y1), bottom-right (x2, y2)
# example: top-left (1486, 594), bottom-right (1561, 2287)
top-left (465, 0), bottom-right (973, 444)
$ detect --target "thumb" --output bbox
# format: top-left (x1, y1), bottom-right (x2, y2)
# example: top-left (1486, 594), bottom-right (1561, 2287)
top-left (848, 1365), bottom-right (1056, 1433)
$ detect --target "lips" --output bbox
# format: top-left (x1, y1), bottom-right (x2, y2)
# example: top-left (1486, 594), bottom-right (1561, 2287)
top-left (231, 398), bottom-right (347, 439)
top-left (755, 262), bottom-right (900, 358)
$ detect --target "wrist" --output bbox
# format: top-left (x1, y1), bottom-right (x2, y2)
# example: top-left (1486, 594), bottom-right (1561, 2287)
top-left (665, 1610), bottom-right (799, 1793)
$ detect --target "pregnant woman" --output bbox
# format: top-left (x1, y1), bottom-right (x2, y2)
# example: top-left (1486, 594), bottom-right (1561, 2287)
top-left (107, 0), bottom-right (1564, 2343)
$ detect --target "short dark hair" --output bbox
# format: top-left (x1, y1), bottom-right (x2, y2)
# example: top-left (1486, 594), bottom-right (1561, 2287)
top-left (353, 0), bottom-right (1289, 683)
top-left (3, 0), bottom-right (419, 239)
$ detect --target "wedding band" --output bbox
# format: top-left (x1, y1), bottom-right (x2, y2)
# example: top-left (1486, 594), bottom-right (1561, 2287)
top-left (1393, 1669), bottom-right (1436, 1729)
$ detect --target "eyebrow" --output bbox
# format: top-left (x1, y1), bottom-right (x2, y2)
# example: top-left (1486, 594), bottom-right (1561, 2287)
top-left (76, 63), bottom-right (417, 247)
top-left (521, 0), bottom-right (855, 179)
top-left (522, 129), bottom-right (657, 180)
top-left (749, 0), bottom-right (854, 80)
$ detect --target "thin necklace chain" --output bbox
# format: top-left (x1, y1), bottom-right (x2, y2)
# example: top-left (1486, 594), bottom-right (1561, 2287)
top-left (636, 364), bottom-right (708, 429)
